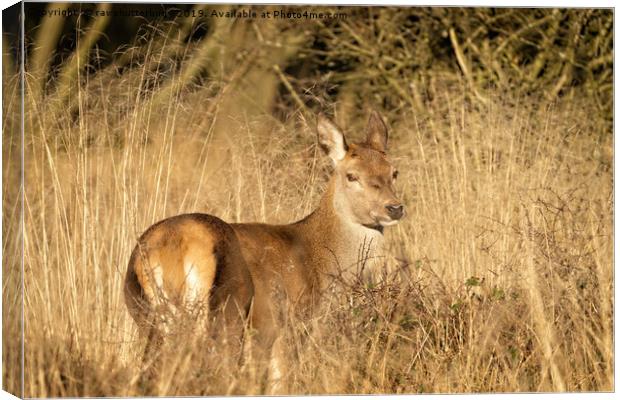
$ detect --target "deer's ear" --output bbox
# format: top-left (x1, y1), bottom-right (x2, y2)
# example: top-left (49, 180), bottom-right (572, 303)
top-left (317, 114), bottom-right (348, 164)
top-left (365, 110), bottom-right (388, 153)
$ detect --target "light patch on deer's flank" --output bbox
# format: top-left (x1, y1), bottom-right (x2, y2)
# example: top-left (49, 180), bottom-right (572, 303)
top-left (150, 263), bottom-right (176, 321)
top-left (152, 264), bottom-right (165, 294)
top-left (183, 261), bottom-right (202, 304)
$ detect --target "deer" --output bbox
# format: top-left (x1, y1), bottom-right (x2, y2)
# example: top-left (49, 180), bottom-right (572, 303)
top-left (123, 110), bottom-right (405, 391)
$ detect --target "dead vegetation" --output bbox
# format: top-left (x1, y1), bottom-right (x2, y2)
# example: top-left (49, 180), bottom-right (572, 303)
top-left (2, 4), bottom-right (613, 396)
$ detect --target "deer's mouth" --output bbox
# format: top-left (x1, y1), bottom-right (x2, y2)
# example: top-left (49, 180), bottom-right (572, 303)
top-left (363, 223), bottom-right (385, 234)
top-left (370, 211), bottom-right (403, 227)
top-left (379, 219), bottom-right (399, 226)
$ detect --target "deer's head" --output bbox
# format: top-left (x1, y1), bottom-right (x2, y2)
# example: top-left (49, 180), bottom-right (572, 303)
top-left (317, 111), bottom-right (405, 231)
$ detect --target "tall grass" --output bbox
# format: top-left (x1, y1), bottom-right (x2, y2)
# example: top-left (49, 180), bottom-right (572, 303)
top-left (3, 18), bottom-right (613, 396)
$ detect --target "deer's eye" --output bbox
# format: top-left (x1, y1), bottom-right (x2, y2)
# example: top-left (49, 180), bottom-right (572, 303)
top-left (346, 173), bottom-right (359, 182)
top-left (392, 170), bottom-right (399, 180)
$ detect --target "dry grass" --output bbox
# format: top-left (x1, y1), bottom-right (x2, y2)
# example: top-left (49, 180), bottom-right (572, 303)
top-left (2, 20), bottom-right (613, 396)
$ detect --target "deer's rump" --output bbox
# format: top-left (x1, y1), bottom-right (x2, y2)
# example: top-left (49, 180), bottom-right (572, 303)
top-left (124, 213), bottom-right (254, 332)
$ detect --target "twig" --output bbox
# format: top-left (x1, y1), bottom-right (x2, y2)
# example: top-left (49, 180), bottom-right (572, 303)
top-left (449, 27), bottom-right (488, 105)
top-left (273, 64), bottom-right (311, 121)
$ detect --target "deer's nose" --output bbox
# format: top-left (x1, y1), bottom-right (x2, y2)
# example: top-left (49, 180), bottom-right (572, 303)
top-left (385, 204), bottom-right (404, 220)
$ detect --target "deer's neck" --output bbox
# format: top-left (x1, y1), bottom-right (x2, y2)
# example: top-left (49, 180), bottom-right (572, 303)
top-left (294, 179), bottom-right (384, 274)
